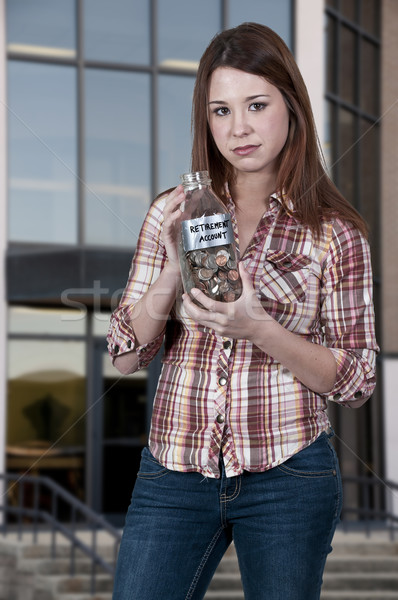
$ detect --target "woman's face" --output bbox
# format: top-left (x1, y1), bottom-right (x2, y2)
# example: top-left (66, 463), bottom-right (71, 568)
top-left (207, 67), bottom-right (290, 180)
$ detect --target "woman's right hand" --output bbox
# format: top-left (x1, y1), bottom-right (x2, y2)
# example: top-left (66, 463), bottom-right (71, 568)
top-left (161, 184), bottom-right (186, 272)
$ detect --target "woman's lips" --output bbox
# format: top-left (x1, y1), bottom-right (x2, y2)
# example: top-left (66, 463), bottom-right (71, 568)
top-left (232, 145), bottom-right (259, 156)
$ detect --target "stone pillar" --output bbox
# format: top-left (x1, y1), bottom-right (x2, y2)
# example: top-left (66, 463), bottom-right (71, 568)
top-left (0, 0), bottom-right (8, 506)
top-left (380, 0), bottom-right (398, 513)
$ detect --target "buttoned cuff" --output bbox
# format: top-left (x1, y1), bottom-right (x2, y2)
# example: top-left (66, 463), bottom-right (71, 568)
top-left (324, 348), bottom-right (376, 408)
top-left (107, 305), bottom-right (165, 370)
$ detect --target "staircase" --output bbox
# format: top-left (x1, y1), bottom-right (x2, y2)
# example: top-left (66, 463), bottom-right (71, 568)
top-left (204, 530), bottom-right (398, 600)
top-left (1, 530), bottom-right (398, 599)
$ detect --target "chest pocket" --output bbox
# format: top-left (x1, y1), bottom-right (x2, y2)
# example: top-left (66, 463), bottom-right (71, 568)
top-left (260, 249), bottom-right (311, 304)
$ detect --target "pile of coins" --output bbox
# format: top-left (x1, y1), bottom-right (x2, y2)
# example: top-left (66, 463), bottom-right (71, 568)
top-left (185, 246), bottom-right (242, 302)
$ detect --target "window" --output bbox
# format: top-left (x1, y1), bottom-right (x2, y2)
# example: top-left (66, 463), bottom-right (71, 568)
top-left (325, 1), bottom-right (382, 518)
top-left (84, 70), bottom-right (151, 247)
top-left (325, 4), bottom-right (380, 219)
top-left (158, 0), bottom-right (220, 68)
top-left (229, 0), bottom-right (292, 48)
top-left (84, 0), bottom-right (150, 64)
top-left (7, 61), bottom-right (77, 244)
top-left (158, 75), bottom-right (195, 193)
top-left (6, 0), bottom-right (76, 58)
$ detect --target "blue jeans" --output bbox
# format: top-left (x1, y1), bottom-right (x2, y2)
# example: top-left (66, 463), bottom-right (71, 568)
top-left (113, 431), bottom-right (342, 600)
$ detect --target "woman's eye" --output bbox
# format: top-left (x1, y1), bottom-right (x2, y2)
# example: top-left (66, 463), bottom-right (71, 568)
top-left (249, 102), bottom-right (266, 111)
top-left (213, 106), bottom-right (230, 116)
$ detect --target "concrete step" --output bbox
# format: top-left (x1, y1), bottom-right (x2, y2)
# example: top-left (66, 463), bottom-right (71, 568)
top-left (322, 572), bottom-right (398, 591)
top-left (4, 530), bottom-right (398, 600)
top-left (321, 594), bottom-right (398, 600)
top-left (204, 593), bottom-right (244, 600)
top-left (21, 543), bottom-right (117, 562)
top-left (34, 573), bottom-right (113, 594)
top-left (20, 557), bottom-right (113, 576)
top-left (209, 554), bottom-right (398, 575)
top-left (325, 555), bottom-right (398, 572)
top-left (205, 593), bottom-right (398, 600)
top-left (207, 573), bottom-right (243, 591)
top-left (51, 596), bottom-right (112, 600)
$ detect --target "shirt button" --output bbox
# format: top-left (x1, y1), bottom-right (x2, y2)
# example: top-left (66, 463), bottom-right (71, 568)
top-left (218, 376), bottom-right (227, 386)
top-left (223, 340), bottom-right (232, 350)
top-left (127, 340), bottom-right (132, 349)
top-left (216, 414), bottom-right (225, 424)
top-left (333, 393), bottom-right (341, 401)
top-left (114, 345), bottom-right (120, 354)
top-left (354, 391), bottom-right (363, 398)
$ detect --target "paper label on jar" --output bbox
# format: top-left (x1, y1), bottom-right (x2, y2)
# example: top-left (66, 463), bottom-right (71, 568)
top-left (181, 214), bottom-right (234, 252)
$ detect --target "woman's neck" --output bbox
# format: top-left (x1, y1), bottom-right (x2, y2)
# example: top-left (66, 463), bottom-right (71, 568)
top-left (230, 172), bottom-right (276, 211)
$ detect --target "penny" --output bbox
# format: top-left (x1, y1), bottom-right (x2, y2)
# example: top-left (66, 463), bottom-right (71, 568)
top-left (227, 269), bottom-right (239, 282)
top-left (215, 254), bottom-right (228, 267)
top-left (223, 291), bottom-right (237, 302)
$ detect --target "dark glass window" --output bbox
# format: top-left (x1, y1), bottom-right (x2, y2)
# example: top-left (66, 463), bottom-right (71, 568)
top-left (360, 39), bottom-right (379, 115)
top-left (340, 0), bottom-right (357, 22)
top-left (360, 118), bottom-right (379, 255)
top-left (339, 26), bottom-right (356, 105)
top-left (326, 15), bottom-right (337, 95)
top-left (325, 0), bottom-right (381, 515)
top-left (361, 0), bottom-right (380, 36)
top-left (325, 7), bottom-right (380, 214)
top-left (84, 0), bottom-right (150, 64)
top-left (7, 61), bottom-right (77, 244)
top-left (337, 107), bottom-right (356, 206)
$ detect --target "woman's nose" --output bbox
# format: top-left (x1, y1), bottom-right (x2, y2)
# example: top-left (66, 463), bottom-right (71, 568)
top-left (232, 112), bottom-right (251, 137)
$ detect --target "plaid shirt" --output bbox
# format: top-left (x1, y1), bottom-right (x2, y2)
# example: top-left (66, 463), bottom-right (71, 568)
top-left (107, 192), bottom-right (379, 479)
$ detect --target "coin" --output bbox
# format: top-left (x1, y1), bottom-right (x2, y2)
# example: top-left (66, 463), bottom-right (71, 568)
top-left (227, 269), bottom-right (239, 282)
top-left (218, 281), bottom-right (230, 293)
top-left (223, 291), bottom-right (237, 302)
top-left (198, 268), bottom-right (214, 281)
top-left (183, 241), bottom-right (241, 302)
top-left (203, 253), bottom-right (218, 269)
top-left (215, 254), bottom-right (228, 267)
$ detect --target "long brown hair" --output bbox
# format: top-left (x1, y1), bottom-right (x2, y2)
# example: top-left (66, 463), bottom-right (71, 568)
top-left (191, 22), bottom-right (367, 238)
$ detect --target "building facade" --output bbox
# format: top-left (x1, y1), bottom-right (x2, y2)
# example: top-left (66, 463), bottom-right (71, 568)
top-left (0, 0), bottom-right (396, 525)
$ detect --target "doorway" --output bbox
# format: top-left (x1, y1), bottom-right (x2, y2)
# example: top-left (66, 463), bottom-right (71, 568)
top-left (89, 338), bottom-right (160, 526)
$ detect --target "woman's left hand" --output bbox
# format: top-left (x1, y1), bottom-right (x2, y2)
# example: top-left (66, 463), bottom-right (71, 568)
top-left (182, 262), bottom-right (273, 341)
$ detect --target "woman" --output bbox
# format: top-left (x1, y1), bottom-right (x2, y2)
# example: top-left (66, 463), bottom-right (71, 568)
top-left (108, 23), bottom-right (378, 600)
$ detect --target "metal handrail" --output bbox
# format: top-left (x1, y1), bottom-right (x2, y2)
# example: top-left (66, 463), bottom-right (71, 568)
top-left (1, 471), bottom-right (397, 595)
top-left (341, 475), bottom-right (398, 540)
top-left (0, 472), bottom-right (122, 594)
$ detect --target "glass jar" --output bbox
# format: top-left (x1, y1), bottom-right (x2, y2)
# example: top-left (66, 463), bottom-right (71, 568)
top-left (178, 171), bottom-right (242, 302)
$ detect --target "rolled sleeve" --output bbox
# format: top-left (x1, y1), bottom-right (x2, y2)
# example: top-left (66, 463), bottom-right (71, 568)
top-left (325, 348), bottom-right (376, 407)
top-left (320, 220), bottom-right (379, 408)
top-left (106, 196), bottom-right (168, 371)
top-left (107, 304), bottom-right (165, 370)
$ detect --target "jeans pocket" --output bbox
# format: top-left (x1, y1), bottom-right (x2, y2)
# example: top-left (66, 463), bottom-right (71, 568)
top-left (276, 433), bottom-right (339, 478)
top-left (137, 447), bottom-right (170, 480)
